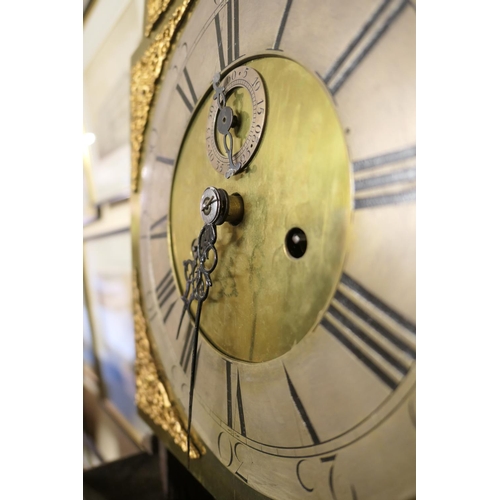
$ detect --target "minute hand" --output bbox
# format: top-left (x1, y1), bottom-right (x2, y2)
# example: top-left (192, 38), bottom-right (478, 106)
top-left (184, 221), bottom-right (217, 467)
top-left (182, 187), bottom-right (244, 467)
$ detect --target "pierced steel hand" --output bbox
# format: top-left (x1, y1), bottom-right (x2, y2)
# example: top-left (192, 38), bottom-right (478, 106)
top-left (178, 222), bottom-right (217, 467)
top-left (212, 73), bottom-right (242, 178)
top-left (179, 187), bottom-right (243, 467)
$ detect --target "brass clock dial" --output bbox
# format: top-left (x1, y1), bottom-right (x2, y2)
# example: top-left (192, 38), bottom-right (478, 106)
top-left (172, 56), bottom-right (351, 363)
top-left (133, 1), bottom-right (416, 499)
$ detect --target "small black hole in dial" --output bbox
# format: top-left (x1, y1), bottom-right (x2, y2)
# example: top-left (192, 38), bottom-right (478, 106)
top-left (285, 228), bottom-right (307, 259)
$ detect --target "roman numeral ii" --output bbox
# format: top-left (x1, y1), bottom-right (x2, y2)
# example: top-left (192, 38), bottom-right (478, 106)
top-left (214, 0), bottom-right (240, 70)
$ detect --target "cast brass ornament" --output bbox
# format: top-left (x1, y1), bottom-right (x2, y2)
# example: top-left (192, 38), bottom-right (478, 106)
top-left (130, 0), bottom-right (192, 193)
top-left (145, 0), bottom-right (173, 37)
top-left (133, 271), bottom-right (202, 459)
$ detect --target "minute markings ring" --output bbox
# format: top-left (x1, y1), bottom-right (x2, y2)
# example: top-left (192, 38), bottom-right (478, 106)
top-left (206, 66), bottom-right (266, 177)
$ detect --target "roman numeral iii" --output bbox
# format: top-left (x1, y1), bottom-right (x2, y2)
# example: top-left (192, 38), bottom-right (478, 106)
top-left (353, 146), bottom-right (416, 209)
top-left (321, 273), bottom-right (416, 390)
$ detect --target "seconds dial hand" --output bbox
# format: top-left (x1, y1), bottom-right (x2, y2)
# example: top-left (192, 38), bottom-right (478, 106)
top-left (212, 73), bottom-right (242, 179)
top-left (179, 187), bottom-right (244, 466)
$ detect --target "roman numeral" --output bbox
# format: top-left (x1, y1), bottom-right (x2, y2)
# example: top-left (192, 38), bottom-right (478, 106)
top-left (270, 0), bottom-right (294, 51)
top-left (162, 299), bottom-right (177, 324)
top-left (321, 273), bottom-right (416, 390)
top-left (176, 67), bottom-right (198, 113)
top-left (284, 366), bottom-right (320, 445)
top-left (225, 360), bottom-right (246, 436)
top-left (156, 270), bottom-right (174, 308)
top-left (155, 156), bottom-right (174, 167)
top-left (225, 360), bottom-right (233, 428)
top-left (214, 0), bottom-right (240, 70)
top-left (155, 270), bottom-right (177, 323)
top-left (144, 290), bottom-right (157, 322)
top-left (149, 214), bottom-right (167, 239)
top-left (353, 146), bottom-right (416, 209)
top-left (322, 0), bottom-right (408, 95)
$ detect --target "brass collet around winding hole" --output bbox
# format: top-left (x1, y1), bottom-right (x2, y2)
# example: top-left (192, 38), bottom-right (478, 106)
top-left (200, 187), bottom-right (244, 226)
top-left (225, 192), bottom-right (244, 226)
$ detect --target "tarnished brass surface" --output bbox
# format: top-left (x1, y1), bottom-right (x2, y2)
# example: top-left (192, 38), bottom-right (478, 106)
top-left (130, 0), bottom-right (192, 193)
top-left (133, 270), bottom-right (202, 459)
top-left (145, 0), bottom-right (173, 37)
top-left (170, 57), bottom-right (351, 362)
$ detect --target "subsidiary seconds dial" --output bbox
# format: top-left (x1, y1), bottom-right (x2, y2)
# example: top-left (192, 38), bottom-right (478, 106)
top-left (206, 65), bottom-right (266, 178)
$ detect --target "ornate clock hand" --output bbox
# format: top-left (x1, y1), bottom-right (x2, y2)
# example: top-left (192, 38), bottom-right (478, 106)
top-left (185, 222), bottom-right (217, 467)
top-left (219, 110), bottom-right (241, 179)
top-left (181, 187), bottom-right (244, 466)
top-left (212, 73), bottom-right (242, 178)
top-left (175, 239), bottom-right (197, 341)
top-left (212, 72), bottom-right (225, 107)
top-left (176, 196), bottom-right (220, 341)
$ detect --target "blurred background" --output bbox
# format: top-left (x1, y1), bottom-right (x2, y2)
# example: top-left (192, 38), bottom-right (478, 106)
top-left (83, 0), bottom-right (151, 468)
